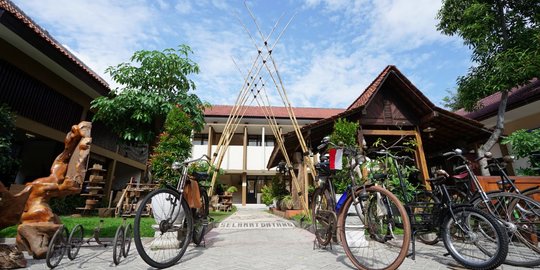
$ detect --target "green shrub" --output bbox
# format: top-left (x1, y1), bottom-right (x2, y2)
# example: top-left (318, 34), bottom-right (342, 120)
top-left (261, 185), bottom-right (273, 205)
top-left (502, 129), bottom-right (540, 175)
top-left (0, 103), bottom-right (20, 182)
top-left (328, 118), bottom-right (359, 193)
top-left (150, 106), bottom-right (194, 185)
top-left (270, 175), bottom-right (288, 200)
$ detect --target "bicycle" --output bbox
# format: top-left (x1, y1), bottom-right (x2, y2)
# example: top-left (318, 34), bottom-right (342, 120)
top-left (484, 152), bottom-right (540, 199)
top-left (442, 152), bottom-right (540, 203)
top-left (311, 137), bottom-right (411, 270)
top-left (133, 154), bottom-right (210, 269)
top-left (375, 149), bottom-right (509, 270)
top-left (433, 149), bottom-right (540, 267)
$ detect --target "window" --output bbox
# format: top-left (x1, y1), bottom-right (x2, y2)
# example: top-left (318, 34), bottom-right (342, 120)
top-left (192, 134), bottom-right (208, 145)
top-left (248, 135), bottom-right (262, 146)
top-left (265, 135), bottom-right (275, 146)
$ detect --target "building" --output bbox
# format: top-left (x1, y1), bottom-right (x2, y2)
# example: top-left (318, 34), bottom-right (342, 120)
top-left (456, 78), bottom-right (540, 173)
top-left (268, 65), bottom-right (493, 188)
top-left (193, 105), bottom-right (343, 205)
top-left (0, 0), bottom-right (145, 203)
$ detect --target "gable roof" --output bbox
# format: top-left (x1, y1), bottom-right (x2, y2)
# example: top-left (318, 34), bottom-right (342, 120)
top-left (267, 65), bottom-right (491, 168)
top-left (0, 0), bottom-right (110, 94)
top-left (205, 105), bottom-right (344, 120)
top-left (347, 65), bottom-right (435, 110)
top-left (456, 78), bottom-right (540, 121)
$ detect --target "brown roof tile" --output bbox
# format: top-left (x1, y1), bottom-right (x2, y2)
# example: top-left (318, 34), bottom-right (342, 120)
top-left (0, 0), bottom-right (109, 90)
top-left (347, 65), bottom-right (434, 110)
top-left (456, 78), bottom-right (540, 121)
top-left (205, 105), bottom-right (344, 119)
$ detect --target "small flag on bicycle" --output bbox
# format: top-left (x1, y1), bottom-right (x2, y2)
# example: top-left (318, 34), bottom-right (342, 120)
top-left (329, 148), bottom-right (343, 170)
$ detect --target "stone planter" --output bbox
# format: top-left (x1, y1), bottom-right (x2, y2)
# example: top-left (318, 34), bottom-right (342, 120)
top-left (150, 192), bottom-right (187, 249)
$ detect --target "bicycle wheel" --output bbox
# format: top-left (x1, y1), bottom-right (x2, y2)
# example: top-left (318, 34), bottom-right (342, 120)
top-left (338, 185), bottom-right (411, 270)
top-left (414, 191), bottom-right (440, 245)
top-left (192, 187), bottom-right (209, 246)
top-left (113, 225), bottom-right (124, 265)
top-left (473, 191), bottom-right (540, 266)
top-left (522, 187), bottom-right (540, 202)
top-left (446, 186), bottom-right (469, 204)
top-left (46, 226), bottom-right (68, 269)
top-left (441, 206), bottom-right (508, 270)
top-left (67, 224), bottom-right (84, 260)
top-left (123, 223), bottom-right (132, 258)
top-left (311, 187), bottom-right (335, 247)
top-left (134, 188), bottom-right (193, 269)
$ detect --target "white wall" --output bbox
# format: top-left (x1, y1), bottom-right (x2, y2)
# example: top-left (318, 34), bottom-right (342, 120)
top-left (192, 142), bottom-right (278, 171)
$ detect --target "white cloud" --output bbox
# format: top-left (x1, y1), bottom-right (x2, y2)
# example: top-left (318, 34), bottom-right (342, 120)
top-left (175, 0), bottom-right (192, 14)
top-left (10, 0), bottom-right (471, 109)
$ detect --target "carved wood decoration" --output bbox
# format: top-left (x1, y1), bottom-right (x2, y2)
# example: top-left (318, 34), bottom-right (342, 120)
top-left (0, 183), bottom-right (31, 229)
top-left (15, 121), bottom-right (92, 259)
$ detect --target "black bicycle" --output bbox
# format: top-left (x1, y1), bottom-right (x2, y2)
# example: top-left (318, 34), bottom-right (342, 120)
top-left (133, 155), bottom-right (210, 269)
top-left (311, 138), bottom-right (411, 270)
top-left (373, 149), bottom-right (509, 270)
top-left (435, 149), bottom-right (540, 267)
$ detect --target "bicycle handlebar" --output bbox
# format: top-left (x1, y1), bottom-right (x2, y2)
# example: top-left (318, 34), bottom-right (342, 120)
top-left (182, 154), bottom-right (211, 166)
top-left (372, 150), bottom-right (415, 162)
top-left (172, 154), bottom-right (211, 170)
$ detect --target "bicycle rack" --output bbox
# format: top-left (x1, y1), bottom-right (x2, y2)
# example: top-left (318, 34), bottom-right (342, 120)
top-left (45, 217), bottom-right (132, 269)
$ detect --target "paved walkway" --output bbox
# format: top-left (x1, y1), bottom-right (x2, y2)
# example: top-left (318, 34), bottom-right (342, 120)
top-left (13, 206), bottom-right (530, 269)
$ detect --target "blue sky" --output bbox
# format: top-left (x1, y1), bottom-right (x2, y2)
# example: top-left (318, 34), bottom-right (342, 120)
top-left (12, 0), bottom-right (472, 109)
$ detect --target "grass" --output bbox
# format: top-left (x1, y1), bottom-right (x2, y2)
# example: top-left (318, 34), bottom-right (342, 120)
top-left (0, 209), bottom-right (236, 238)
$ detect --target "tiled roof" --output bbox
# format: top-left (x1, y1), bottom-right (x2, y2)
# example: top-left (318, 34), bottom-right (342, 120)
top-left (205, 105), bottom-right (345, 119)
top-left (456, 78), bottom-right (540, 121)
top-left (0, 0), bottom-right (109, 90)
top-left (347, 65), bottom-right (434, 110)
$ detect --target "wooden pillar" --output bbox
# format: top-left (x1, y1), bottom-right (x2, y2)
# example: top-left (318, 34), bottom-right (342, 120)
top-left (103, 158), bottom-right (117, 207)
top-left (303, 158), bottom-right (309, 210)
top-left (414, 128), bottom-right (430, 186)
top-left (207, 126), bottom-right (214, 158)
top-left (242, 173), bottom-right (247, 206)
top-left (242, 126), bottom-right (248, 206)
top-left (292, 152), bottom-right (302, 209)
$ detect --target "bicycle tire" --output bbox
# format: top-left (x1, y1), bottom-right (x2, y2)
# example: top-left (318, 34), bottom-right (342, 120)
top-left (441, 206), bottom-right (508, 270)
top-left (338, 185), bottom-right (411, 270)
top-left (472, 191), bottom-right (540, 267)
top-left (311, 187), bottom-right (335, 247)
top-left (46, 226), bottom-right (68, 269)
top-left (445, 186), bottom-right (469, 204)
top-left (113, 225), bottom-right (124, 265)
top-left (414, 191), bottom-right (440, 245)
top-left (521, 187), bottom-right (540, 205)
top-left (123, 223), bottom-right (132, 258)
top-left (192, 187), bottom-right (209, 246)
top-left (67, 224), bottom-right (84, 260)
top-left (134, 188), bottom-right (193, 269)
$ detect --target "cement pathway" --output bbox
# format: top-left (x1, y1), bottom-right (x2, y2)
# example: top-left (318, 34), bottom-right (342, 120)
top-left (10, 205), bottom-right (531, 269)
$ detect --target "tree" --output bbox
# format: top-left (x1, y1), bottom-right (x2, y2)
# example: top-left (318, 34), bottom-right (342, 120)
top-left (91, 45), bottom-right (207, 147)
top-left (150, 106), bottom-right (193, 184)
top-left (438, 0), bottom-right (540, 175)
top-left (0, 103), bottom-right (19, 182)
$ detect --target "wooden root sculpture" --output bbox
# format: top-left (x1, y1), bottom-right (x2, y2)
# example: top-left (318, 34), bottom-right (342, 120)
top-left (0, 183), bottom-right (32, 269)
top-left (15, 121), bottom-right (92, 259)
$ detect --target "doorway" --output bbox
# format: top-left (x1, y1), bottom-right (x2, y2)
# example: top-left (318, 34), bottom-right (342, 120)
top-left (247, 179), bottom-right (256, 203)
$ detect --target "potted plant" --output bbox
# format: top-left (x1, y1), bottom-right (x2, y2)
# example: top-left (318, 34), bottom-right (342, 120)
top-left (280, 195), bottom-right (294, 210)
top-left (224, 185), bottom-right (238, 196)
